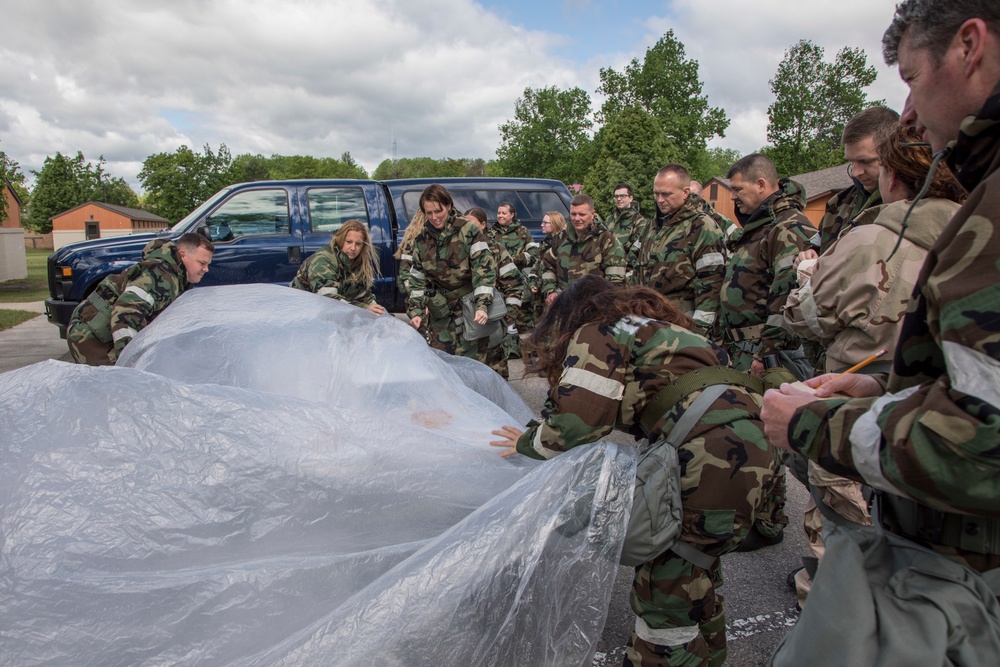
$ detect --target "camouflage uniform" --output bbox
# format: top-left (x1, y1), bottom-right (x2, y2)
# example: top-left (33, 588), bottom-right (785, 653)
top-left (539, 222), bottom-right (626, 299)
top-left (289, 239), bottom-right (375, 307)
top-left (606, 203), bottom-right (649, 275)
top-left (485, 237), bottom-right (527, 378)
top-left (700, 200), bottom-right (741, 248)
top-left (406, 209), bottom-right (497, 363)
top-left (633, 193), bottom-right (726, 335)
top-left (515, 316), bottom-right (776, 667)
top-left (817, 180), bottom-right (881, 252)
top-left (529, 231), bottom-right (561, 323)
top-left (782, 197), bottom-right (958, 605)
top-left (488, 220), bottom-right (537, 331)
top-left (67, 239), bottom-right (191, 365)
top-left (786, 81), bottom-right (1000, 576)
top-left (718, 179), bottom-right (814, 540)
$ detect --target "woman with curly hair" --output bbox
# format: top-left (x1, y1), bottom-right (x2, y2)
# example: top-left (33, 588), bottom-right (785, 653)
top-left (491, 275), bottom-right (776, 667)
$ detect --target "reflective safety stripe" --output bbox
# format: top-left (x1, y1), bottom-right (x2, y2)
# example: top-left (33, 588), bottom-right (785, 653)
top-left (526, 242), bottom-right (540, 250)
top-left (112, 327), bottom-right (139, 343)
top-left (849, 384), bottom-right (923, 497)
top-left (400, 253), bottom-right (413, 262)
top-left (945, 341), bottom-right (1000, 409)
top-left (693, 310), bottom-right (716, 324)
top-left (774, 255), bottom-right (796, 272)
top-left (560, 367), bottom-right (624, 400)
top-left (409, 267), bottom-right (425, 280)
top-left (499, 262), bottom-right (518, 276)
top-left (318, 286), bottom-right (339, 297)
top-left (507, 323), bottom-right (518, 334)
top-left (531, 426), bottom-right (562, 460)
top-left (474, 285), bottom-right (493, 297)
top-left (410, 289), bottom-right (425, 299)
top-left (541, 271), bottom-right (556, 281)
top-left (505, 297), bottom-right (522, 306)
top-left (123, 285), bottom-right (154, 306)
top-left (695, 252), bottom-right (724, 270)
top-left (634, 616), bottom-right (700, 647)
top-left (470, 241), bottom-right (490, 255)
top-left (605, 266), bottom-right (627, 277)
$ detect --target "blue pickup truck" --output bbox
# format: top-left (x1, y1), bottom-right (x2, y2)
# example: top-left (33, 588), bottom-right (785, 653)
top-left (45, 177), bottom-right (573, 337)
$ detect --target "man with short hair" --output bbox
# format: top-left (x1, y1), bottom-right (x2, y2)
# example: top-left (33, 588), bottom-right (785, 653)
top-left (719, 153), bottom-right (814, 550)
top-left (67, 233), bottom-right (215, 365)
top-left (764, 1), bottom-right (1000, 659)
top-left (817, 106), bottom-right (901, 251)
top-left (634, 164), bottom-right (726, 334)
top-left (540, 194), bottom-right (626, 304)
top-left (606, 183), bottom-right (648, 273)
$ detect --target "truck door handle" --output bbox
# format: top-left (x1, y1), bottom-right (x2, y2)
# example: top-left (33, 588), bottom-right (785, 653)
top-left (288, 246), bottom-right (302, 263)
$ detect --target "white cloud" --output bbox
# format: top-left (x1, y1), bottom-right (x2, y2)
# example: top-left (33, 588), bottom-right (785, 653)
top-left (0, 0), bottom-right (911, 192)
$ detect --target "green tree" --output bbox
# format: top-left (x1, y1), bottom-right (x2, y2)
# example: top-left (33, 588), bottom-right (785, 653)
top-left (138, 144), bottom-right (233, 223)
top-left (496, 86), bottom-right (595, 183)
top-left (75, 154), bottom-right (138, 208)
top-left (764, 40), bottom-right (879, 176)
top-left (229, 153), bottom-right (272, 183)
top-left (583, 106), bottom-right (681, 219)
top-left (597, 30), bottom-right (729, 169)
top-left (690, 147), bottom-right (743, 183)
top-left (371, 157), bottom-right (489, 180)
top-left (1, 144), bottom-right (30, 225)
top-left (25, 153), bottom-right (85, 233)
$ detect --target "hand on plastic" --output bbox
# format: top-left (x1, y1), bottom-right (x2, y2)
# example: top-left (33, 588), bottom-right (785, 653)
top-left (474, 309), bottom-right (488, 325)
top-left (490, 425), bottom-right (523, 457)
top-left (367, 303), bottom-right (386, 315)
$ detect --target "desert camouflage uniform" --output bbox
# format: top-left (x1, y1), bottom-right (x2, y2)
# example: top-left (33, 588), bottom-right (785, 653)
top-left (718, 179), bottom-right (813, 539)
top-left (607, 203), bottom-right (649, 275)
top-left (539, 221), bottom-right (626, 299)
top-left (406, 209), bottom-right (497, 363)
top-left (782, 197), bottom-right (958, 605)
top-left (817, 179), bottom-right (881, 252)
top-left (489, 219), bottom-right (537, 331)
top-left (633, 193), bottom-right (725, 335)
top-left (787, 81), bottom-right (1000, 576)
top-left (516, 316), bottom-right (776, 667)
top-left (289, 239), bottom-right (375, 307)
top-left (67, 239), bottom-right (191, 365)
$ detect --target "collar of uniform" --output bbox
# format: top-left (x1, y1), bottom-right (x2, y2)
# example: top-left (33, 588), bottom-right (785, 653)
top-left (948, 78), bottom-right (1000, 193)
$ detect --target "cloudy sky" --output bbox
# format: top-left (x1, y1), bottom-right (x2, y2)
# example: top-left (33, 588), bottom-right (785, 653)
top-left (0, 0), bottom-right (908, 192)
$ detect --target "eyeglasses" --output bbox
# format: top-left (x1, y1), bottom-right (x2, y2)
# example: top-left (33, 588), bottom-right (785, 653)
top-left (613, 194), bottom-right (630, 199)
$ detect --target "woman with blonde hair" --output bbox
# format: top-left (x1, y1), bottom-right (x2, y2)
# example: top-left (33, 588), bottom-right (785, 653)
top-left (530, 211), bottom-right (566, 321)
top-left (290, 219), bottom-right (385, 315)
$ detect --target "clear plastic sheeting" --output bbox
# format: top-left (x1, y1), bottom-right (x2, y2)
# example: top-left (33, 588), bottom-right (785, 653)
top-left (0, 285), bottom-right (635, 666)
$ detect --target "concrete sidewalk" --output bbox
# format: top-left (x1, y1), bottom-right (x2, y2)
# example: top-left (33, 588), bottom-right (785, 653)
top-left (0, 302), bottom-right (73, 374)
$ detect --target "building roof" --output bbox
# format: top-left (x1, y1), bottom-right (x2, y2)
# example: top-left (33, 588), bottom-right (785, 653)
top-left (705, 163), bottom-right (854, 203)
top-left (789, 164), bottom-right (854, 203)
top-left (51, 201), bottom-right (170, 223)
top-left (3, 181), bottom-right (24, 205)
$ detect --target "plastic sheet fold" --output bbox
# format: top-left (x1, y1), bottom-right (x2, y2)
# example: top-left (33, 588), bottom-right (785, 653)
top-left (0, 284), bottom-right (634, 665)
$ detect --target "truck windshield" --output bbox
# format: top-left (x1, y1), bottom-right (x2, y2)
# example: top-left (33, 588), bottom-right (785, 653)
top-left (169, 186), bottom-right (237, 233)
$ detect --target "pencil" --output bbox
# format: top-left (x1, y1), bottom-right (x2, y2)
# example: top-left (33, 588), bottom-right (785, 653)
top-left (819, 348), bottom-right (889, 387)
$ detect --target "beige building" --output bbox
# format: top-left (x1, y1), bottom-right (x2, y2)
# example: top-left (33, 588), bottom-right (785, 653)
top-left (1, 183), bottom-right (27, 281)
top-left (51, 202), bottom-right (170, 250)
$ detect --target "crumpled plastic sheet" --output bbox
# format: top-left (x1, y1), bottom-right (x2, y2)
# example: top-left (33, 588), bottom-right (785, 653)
top-left (0, 284), bottom-right (636, 666)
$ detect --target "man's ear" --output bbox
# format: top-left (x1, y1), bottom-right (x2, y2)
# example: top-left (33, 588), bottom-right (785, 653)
top-left (957, 18), bottom-right (989, 77)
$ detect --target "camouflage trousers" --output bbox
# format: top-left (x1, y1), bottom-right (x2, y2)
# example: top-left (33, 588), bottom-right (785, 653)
top-left (426, 306), bottom-right (489, 364)
top-left (752, 464), bottom-right (788, 539)
top-left (66, 319), bottom-right (116, 366)
top-left (626, 417), bottom-right (777, 667)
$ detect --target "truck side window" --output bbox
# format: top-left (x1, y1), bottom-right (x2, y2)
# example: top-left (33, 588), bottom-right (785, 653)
top-left (307, 188), bottom-right (370, 233)
top-left (204, 189), bottom-right (290, 242)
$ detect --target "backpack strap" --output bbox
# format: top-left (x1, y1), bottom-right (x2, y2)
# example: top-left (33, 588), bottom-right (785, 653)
top-left (639, 366), bottom-right (764, 440)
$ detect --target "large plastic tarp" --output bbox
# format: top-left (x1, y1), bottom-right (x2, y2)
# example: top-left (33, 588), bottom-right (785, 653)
top-left (0, 284), bottom-right (636, 666)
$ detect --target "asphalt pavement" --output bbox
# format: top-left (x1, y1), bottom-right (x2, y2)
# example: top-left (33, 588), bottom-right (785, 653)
top-left (0, 307), bottom-right (806, 665)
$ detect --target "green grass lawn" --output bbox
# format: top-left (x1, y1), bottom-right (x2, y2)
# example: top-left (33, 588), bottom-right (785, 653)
top-left (0, 248), bottom-right (50, 302)
top-left (0, 308), bottom-right (39, 331)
